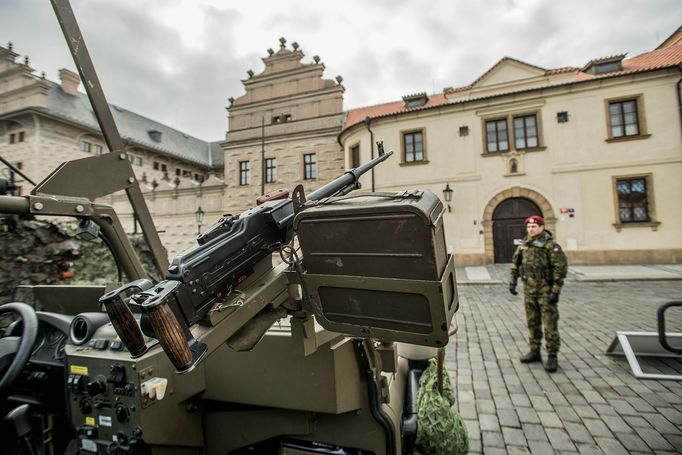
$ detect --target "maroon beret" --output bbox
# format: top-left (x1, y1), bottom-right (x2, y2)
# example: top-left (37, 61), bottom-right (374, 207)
top-left (524, 215), bottom-right (544, 226)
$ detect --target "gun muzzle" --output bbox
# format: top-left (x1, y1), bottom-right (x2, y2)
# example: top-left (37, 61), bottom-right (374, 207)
top-left (99, 279), bottom-right (153, 358)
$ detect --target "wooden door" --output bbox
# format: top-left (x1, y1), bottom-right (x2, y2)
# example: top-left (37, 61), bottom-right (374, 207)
top-left (492, 198), bottom-right (541, 263)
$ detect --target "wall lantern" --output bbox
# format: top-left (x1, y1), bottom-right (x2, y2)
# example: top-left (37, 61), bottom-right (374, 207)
top-left (195, 206), bottom-right (205, 235)
top-left (442, 184), bottom-right (453, 212)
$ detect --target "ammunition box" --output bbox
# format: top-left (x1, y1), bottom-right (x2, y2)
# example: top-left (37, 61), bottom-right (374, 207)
top-left (293, 190), bottom-right (458, 347)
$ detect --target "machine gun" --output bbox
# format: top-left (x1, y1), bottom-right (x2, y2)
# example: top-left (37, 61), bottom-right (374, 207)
top-left (101, 149), bottom-right (393, 372)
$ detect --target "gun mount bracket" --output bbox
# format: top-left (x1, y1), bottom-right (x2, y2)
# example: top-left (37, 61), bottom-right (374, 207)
top-left (291, 185), bottom-right (306, 215)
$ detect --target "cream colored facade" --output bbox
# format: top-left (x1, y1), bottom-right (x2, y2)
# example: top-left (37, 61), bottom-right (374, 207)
top-left (340, 53), bottom-right (682, 265)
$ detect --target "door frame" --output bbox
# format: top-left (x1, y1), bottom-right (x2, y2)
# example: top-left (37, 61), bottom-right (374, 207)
top-left (481, 187), bottom-right (556, 264)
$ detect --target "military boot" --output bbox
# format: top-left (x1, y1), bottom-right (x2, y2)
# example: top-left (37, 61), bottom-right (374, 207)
top-left (520, 349), bottom-right (542, 363)
top-left (545, 355), bottom-right (558, 372)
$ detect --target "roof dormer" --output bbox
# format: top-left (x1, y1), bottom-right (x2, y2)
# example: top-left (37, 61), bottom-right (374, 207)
top-left (148, 129), bottom-right (162, 142)
top-left (581, 54), bottom-right (626, 75)
top-left (402, 92), bottom-right (429, 109)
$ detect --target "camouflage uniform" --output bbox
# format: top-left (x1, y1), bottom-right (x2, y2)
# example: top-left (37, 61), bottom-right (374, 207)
top-left (510, 230), bottom-right (567, 355)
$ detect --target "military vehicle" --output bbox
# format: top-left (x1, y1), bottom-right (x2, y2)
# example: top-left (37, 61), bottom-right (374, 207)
top-left (0, 1), bottom-right (460, 453)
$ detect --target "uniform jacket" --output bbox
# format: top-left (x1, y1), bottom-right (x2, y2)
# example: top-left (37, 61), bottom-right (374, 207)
top-left (510, 230), bottom-right (568, 296)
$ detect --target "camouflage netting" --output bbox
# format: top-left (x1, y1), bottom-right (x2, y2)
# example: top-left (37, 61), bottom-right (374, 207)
top-left (413, 358), bottom-right (468, 455)
top-left (0, 217), bottom-right (158, 305)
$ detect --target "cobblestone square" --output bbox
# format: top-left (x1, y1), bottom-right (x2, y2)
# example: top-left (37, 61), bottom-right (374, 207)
top-left (446, 280), bottom-right (682, 453)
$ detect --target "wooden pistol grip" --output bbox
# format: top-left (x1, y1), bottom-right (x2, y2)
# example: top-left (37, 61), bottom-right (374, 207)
top-left (147, 303), bottom-right (192, 370)
top-left (103, 296), bottom-right (147, 357)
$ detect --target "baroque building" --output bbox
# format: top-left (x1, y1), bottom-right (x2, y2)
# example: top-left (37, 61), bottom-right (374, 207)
top-left (0, 42), bottom-right (225, 257)
top-left (340, 30), bottom-right (682, 265)
top-left (222, 38), bottom-right (345, 213)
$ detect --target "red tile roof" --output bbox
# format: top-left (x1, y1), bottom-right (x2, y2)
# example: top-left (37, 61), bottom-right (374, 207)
top-left (577, 45), bottom-right (682, 80)
top-left (344, 93), bottom-right (448, 129)
top-left (343, 44), bottom-right (682, 131)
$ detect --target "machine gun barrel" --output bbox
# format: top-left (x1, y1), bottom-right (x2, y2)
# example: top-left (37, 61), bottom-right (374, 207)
top-left (308, 148), bottom-right (393, 200)
top-left (272, 149), bottom-right (393, 229)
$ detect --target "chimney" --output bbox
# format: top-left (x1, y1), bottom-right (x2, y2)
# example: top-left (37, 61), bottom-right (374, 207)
top-left (59, 68), bottom-right (80, 96)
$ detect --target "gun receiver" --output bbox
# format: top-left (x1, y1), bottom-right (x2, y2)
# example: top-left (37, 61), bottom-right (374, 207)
top-left (102, 147), bottom-right (393, 372)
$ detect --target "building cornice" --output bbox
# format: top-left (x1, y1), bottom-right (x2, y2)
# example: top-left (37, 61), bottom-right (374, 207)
top-left (242, 64), bottom-right (325, 87)
top-left (0, 80), bottom-right (51, 104)
top-left (222, 126), bottom-right (341, 150)
top-left (551, 156), bottom-right (682, 174)
top-left (229, 85), bottom-right (344, 113)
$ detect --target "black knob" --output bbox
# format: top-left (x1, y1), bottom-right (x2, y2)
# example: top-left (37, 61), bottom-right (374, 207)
top-left (87, 377), bottom-right (107, 397)
top-left (79, 398), bottom-right (92, 414)
top-left (115, 404), bottom-right (129, 423)
top-left (107, 365), bottom-right (127, 386)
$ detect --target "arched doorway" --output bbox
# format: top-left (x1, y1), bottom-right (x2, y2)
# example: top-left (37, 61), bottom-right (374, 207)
top-left (492, 198), bottom-right (541, 263)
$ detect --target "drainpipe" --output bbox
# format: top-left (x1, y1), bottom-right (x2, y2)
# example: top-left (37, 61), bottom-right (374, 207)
top-left (364, 116), bottom-right (375, 191)
top-left (677, 63), bottom-right (682, 141)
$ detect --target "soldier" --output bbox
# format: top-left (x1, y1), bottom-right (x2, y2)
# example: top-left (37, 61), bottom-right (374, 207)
top-left (509, 215), bottom-right (567, 372)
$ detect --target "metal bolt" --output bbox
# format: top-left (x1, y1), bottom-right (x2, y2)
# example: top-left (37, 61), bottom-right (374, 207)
top-left (119, 153), bottom-right (126, 160)
top-left (75, 205), bottom-right (84, 213)
top-left (128, 177), bottom-right (135, 184)
top-left (33, 202), bottom-right (44, 210)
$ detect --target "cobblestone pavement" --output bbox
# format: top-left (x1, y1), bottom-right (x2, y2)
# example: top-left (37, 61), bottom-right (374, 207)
top-left (446, 281), bottom-right (682, 454)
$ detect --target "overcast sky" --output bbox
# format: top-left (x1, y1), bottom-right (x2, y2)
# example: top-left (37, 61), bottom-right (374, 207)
top-left (2, 0), bottom-right (680, 141)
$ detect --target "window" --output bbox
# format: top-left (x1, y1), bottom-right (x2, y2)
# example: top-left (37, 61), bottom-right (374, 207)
top-left (350, 145), bottom-right (360, 168)
top-left (153, 161), bottom-right (160, 171)
top-left (557, 111), bottom-right (569, 123)
top-left (239, 161), bottom-right (251, 185)
top-left (485, 119), bottom-right (508, 153)
top-left (283, 114), bottom-right (292, 122)
top-left (403, 131), bottom-right (424, 163)
top-left (616, 177), bottom-right (650, 223)
top-left (303, 154), bottom-right (316, 180)
top-left (18, 131), bottom-right (24, 142)
top-left (265, 158), bottom-right (277, 183)
top-left (9, 133), bottom-right (15, 144)
top-left (161, 163), bottom-right (167, 173)
top-left (513, 114), bottom-right (538, 149)
top-left (176, 168), bottom-right (181, 176)
top-left (609, 99), bottom-right (640, 138)
top-left (272, 116), bottom-right (280, 123)
top-left (81, 140), bottom-right (91, 153)
top-left (94, 145), bottom-right (103, 155)
top-left (182, 170), bottom-right (192, 178)
top-left (459, 126), bottom-right (469, 137)
top-left (134, 157), bottom-right (143, 167)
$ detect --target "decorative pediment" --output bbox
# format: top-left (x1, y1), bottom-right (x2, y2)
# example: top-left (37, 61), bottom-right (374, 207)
top-left (471, 57), bottom-right (547, 88)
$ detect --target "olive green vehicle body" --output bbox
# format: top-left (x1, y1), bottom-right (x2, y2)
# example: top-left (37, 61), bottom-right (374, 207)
top-left (0, 1), bottom-right (460, 453)
top-left (0, 149), bottom-right (457, 455)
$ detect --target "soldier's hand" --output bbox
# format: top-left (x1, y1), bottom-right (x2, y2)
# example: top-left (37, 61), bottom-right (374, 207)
top-left (548, 292), bottom-right (559, 304)
top-left (509, 283), bottom-right (518, 295)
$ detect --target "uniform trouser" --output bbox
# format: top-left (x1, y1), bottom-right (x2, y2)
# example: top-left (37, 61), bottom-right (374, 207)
top-left (524, 293), bottom-right (560, 355)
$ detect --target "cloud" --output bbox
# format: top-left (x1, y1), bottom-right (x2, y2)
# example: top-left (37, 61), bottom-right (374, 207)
top-left (1, 0), bottom-right (680, 140)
